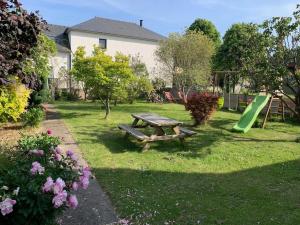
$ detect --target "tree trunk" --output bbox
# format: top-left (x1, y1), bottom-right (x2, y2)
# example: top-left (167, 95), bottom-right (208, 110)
top-left (295, 89), bottom-right (300, 120)
top-left (104, 98), bottom-right (110, 119)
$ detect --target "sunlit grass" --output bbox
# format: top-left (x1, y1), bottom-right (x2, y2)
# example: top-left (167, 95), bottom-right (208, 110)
top-left (56, 101), bottom-right (300, 225)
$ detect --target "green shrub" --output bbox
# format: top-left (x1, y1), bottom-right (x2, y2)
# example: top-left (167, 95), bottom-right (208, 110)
top-left (0, 132), bottom-right (92, 225)
top-left (217, 97), bottom-right (224, 109)
top-left (21, 107), bottom-right (45, 127)
top-left (0, 83), bottom-right (31, 123)
top-left (61, 90), bottom-right (80, 101)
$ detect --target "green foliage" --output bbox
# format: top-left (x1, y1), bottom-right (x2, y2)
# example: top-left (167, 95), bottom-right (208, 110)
top-left (0, 83), bottom-right (31, 122)
top-left (188, 18), bottom-right (221, 47)
top-left (156, 31), bottom-right (215, 101)
top-left (72, 46), bottom-right (134, 118)
top-left (21, 107), bottom-right (45, 127)
top-left (130, 55), bottom-right (149, 77)
top-left (127, 76), bottom-right (153, 103)
top-left (23, 34), bottom-right (57, 80)
top-left (17, 133), bottom-right (60, 152)
top-left (241, 6), bottom-right (300, 119)
top-left (216, 23), bottom-right (259, 71)
top-left (0, 133), bottom-right (87, 225)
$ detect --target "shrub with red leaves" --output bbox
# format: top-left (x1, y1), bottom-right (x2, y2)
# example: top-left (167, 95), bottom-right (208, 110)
top-left (185, 93), bottom-right (219, 126)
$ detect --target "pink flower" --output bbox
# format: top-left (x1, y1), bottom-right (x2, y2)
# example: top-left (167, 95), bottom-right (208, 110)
top-left (118, 219), bottom-right (130, 225)
top-left (71, 154), bottom-right (78, 162)
top-left (42, 177), bottom-right (54, 192)
top-left (54, 147), bottom-right (62, 154)
top-left (47, 129), bottom-right (52, 135)
top-left (0, 198), bottom-right (16, 216)
top-left (82, 167), bottom-right (92, 178)
top-left (67, 195), bottom-right (78, 209)
top-left (53, 178), bottom-right (66, 195)
top-left (52, 190), bottom-right (67, 208)
top-left (79, 176), bottom-right (89, 190)
top-left (29, 149), bottom-right (44, 156)
top-left (72, 182), bottom-right (79, 191)
top-left (54, 153), bottom-right (62, 161)
top-left (30, 162), bottom-right (45, 175)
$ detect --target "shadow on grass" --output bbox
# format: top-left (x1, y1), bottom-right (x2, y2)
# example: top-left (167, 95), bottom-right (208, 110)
top-left (94, 159), bottom-right (300, 225)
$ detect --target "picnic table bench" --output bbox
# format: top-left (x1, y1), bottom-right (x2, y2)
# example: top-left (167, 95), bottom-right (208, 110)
top-left (118, 113), bottom-right (196, 150)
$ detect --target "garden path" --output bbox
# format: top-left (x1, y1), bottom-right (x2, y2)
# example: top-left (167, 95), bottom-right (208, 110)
top-left (42, 104), bottom-right (118, 225)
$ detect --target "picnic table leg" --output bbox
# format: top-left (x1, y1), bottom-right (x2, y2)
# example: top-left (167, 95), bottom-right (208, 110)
top-left (142, 142), bottom-right (150, 151)
top-left (154, 126), bottom-right (165, 136)
top-left (173, 126), bottom-right (185, 145)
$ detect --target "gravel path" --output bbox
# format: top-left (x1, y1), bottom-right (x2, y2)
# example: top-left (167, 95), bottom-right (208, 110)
top-left (42, 104), bottom-right (118, 225)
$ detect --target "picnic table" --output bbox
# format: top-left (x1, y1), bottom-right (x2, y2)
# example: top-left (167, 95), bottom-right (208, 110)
top-left (118, 113), bottom-right (196, 150)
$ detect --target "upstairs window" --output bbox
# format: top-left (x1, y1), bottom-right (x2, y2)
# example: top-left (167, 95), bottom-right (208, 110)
top-left (99, 38), bottom-right (107, 49)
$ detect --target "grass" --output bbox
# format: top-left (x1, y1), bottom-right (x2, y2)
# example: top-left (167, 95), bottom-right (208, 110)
top-left (55, 101), bottom-right (300, 225)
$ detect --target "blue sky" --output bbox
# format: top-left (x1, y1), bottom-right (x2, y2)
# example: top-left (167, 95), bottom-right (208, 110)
top-left (22, 0), bottom-right (299, 37)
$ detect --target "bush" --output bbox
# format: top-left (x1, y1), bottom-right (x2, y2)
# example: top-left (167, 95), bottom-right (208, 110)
top-left (21, 107), bottom-right (45, 127)
top-left (0, 131), bottom-right (91, 225)
top-left (217, 97), bottom-right (224, 110)
top-left (0, 83), bottom-right (31, 123)
top-left (61, 90), bottom-right (80, 101)
top-left (185, 93), bottom-right (219, 126)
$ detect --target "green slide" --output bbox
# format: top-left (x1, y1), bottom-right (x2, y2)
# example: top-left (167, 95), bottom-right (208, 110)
top-left (233, 94), bottom-right (271, 133)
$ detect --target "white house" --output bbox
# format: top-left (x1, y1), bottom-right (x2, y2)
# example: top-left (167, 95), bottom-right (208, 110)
top-left (45, 17), bottom-right (165, 89)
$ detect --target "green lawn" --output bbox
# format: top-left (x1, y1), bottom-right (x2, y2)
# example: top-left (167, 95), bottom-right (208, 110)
top-left (55, 101), bottom-right (300, 225)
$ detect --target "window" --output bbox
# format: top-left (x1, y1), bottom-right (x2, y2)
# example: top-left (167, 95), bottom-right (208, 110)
top-left (99, 38), bottom-right (107, 49)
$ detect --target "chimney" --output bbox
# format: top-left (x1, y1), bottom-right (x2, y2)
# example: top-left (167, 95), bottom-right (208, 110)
top-left (139, 19), bottom-right (143, 27)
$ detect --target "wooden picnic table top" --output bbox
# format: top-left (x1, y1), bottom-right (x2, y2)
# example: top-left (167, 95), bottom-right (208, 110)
top-left (131, 113), bottom-right (183, 127)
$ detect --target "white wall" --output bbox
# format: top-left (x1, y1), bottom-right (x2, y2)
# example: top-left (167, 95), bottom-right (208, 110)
top-left (49, 51), bottom-right (70, 88)
top-left (68, 31), bottom-right (161, 79)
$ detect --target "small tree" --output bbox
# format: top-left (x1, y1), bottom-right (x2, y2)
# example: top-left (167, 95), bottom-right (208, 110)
top-left (188, 18), bottom-right (221, 47)
top-left (74, 47), bottom-right (134, 118)
top-left (0, 0), bottom-right (46, 88)
top-left (156, 32), bottom-right (215, 103)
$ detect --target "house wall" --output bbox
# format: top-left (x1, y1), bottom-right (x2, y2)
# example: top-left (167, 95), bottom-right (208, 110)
top-left (68, 30), bottom-right (161, 79)
top-left (49, 51), bottom-right (71, 89)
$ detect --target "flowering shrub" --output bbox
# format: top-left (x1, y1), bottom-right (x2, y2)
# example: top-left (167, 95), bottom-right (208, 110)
top-left (185, 93), bottom-right (219, 126)
top-left (21, 107), bottom-right (45, 127)
top-left (0, 131), bottom-right (91, 225)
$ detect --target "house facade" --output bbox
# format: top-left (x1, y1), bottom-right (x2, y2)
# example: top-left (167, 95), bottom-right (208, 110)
top-left (45, 17), bottom-right (165, 90)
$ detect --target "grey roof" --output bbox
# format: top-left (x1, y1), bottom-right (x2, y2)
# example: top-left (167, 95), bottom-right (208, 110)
top-left (68, 17), bottom-right (165, 42)
top-left (45, 24), bottom-right (71, 52)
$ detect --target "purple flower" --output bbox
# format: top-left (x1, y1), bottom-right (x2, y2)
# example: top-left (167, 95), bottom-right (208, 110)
top-left (47, 129), bottom-right (52, 135)
top-left (42, 177), bottom-right (54, 192)
top-left (66, 150), bottom-right (74, 157)
top-left (29, 149), bottom-right (44, 156)
top-left (52, 190), bottom-right (67, 208)
top-left (67, 195), bottom-right (78, 209)
top-left (54, 153), bottom-right (62, 161)
top-left (30, 162), bottom-right (45, 175)
top-left (72, 182), bottom-right (79, 191)
top-left (53, 178), bottom-right (66, 195)
top-left (0, 198), bottom-right (16, 216)
top-left (71, 154), bottom-right (78, 162)
top-left (79, 176), bottom-right (89, 190)
top-left (82, 167), bottom-right (91, 178)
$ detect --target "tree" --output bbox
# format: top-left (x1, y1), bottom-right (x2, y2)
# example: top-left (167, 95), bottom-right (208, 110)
top-left (242, 5), bottom-right (300, 119)
top-left (155, 32), bottom-right (215, 103)
top-left (71, 47), bottom-right (93, 100)
top-left (188, 18), bottom-right (221, 47)
top-left (74, 47), bottom-right (134, 118)
top-left (23, 34), bottom-right (57, 104)
top-left (215, 23), bottom-right (259, 92)
top-left (130, 54), bottom-right (149, 77)
top-left (0, 0), bottom-right (46, 88)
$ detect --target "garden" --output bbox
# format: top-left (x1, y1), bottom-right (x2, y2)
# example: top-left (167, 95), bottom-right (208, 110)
top-left (1, 0), bottom-right (300, 224)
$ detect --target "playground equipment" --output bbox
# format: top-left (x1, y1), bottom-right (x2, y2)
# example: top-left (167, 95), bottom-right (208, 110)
top-left (233, 95), bottom-right (271, 133)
